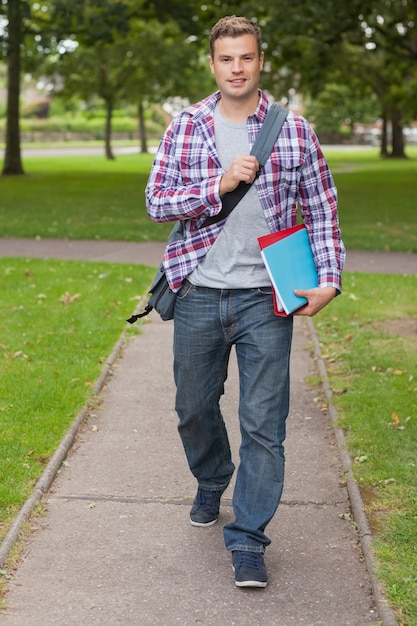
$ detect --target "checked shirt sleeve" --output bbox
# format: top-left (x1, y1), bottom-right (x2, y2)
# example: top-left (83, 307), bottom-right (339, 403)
top-left (146, 117), bottom-right (222, 224)
top-left (298, 128), bottom-right (346, 293)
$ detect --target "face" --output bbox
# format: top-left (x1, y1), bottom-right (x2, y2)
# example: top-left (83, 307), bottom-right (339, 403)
top-left (209, 34), bottom-right (264, 103)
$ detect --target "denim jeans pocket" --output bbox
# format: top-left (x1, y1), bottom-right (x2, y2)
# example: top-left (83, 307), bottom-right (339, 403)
top-left (177, 279), bottom-right (195, 301)
top-left (256, 286), bottom-right (273, 297)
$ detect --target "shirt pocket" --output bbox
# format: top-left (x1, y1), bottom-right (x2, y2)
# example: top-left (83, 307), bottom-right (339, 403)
top-left (177, 146), bottom-right (220, 185)
top-left (268, 148), bottom-right (303, 195)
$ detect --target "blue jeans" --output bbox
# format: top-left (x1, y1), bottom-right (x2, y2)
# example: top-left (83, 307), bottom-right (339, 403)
top-left (173, 281), bottom-right (293, 553)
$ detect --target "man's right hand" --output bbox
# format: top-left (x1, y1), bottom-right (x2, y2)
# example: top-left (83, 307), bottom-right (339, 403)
top-left (219, 155), bottom-right (259, 195)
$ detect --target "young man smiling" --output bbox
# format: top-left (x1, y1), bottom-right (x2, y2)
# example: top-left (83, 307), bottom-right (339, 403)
top-left (146, 16), bottom-right (345, 588)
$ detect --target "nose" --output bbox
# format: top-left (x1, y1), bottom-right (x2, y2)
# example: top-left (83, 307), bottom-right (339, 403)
top-left (231, 58), bottom-right (243, 73)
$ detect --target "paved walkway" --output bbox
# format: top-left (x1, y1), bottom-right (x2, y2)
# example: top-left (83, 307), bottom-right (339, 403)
top-left (2, 236), bottom-right (417, 275)
top-left (1, 239), bottom-right (414, 625)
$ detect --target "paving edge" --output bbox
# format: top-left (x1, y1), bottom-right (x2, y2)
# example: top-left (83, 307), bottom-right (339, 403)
top-left (0, 296), bottom-right (148, 571)
top-left (306, 317), bottom-right (398, 626)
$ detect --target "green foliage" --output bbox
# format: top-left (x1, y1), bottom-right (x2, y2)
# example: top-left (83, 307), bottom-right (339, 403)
top-left (260, 1), bottom-right (417, 156)
top-left (315, 271), bottom-right (417, 622)
top-left (19, 116), bottom-right (134, 135)
top-left (305, 83), bottom-right (380, 139)
top-left (0, 256), bottom-right (155, 539)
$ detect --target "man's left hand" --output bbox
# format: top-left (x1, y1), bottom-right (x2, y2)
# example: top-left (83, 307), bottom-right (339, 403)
top-left (293, 287), bottom-right (337, 317)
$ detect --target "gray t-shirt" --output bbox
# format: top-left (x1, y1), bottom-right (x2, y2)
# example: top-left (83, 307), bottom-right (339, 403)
top-left (189, 105), bottom-right (271, 289)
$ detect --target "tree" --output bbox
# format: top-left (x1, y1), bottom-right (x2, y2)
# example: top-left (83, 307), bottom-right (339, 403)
top-left (47, 16), bottom-right (207, 158)
top-left (49, 41), bottom-right (133, 160)
top-left (305, 82), bottom-right (380, 141)
top-left (261, 0), bottom-right (417, 157)
top-left (119, 18), bottom-right (211, 153)
top-left (2, 0), bottom-right (25, 175)
top-left (0, 0), bottom-right (145, 174)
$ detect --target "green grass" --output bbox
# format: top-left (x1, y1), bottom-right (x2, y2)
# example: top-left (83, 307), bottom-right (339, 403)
top-left (0, 153), bottom-right (173, 243)
top-left (0, 147), bottom-right (416, 251)
top-left (314, 272), bottom-right (417, 624)
top-left (328, 149), bottom-right (417, 253)
top-left (0, 257), bottom-right (155, 540)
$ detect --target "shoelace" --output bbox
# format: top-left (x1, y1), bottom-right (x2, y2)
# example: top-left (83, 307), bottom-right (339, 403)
top-left (237, 552), bottom-right (262, 569)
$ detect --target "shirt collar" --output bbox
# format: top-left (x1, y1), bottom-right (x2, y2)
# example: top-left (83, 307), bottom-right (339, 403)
top-left (189, 89), bottom-right (271, 123)
top-left (252, 90), bottom-right (270, 123)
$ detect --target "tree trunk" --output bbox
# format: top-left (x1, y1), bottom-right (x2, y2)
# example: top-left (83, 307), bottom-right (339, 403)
top-left (380, 112), bottom-right (388, 158)
top-left (138, 101), bottom-right (148, 153)
top-left (390, 106), bottom-right (406, 158)
top-left (2, 0), bottom-right (25, 176)
top-left (104, 100), bottom-right (115, 160)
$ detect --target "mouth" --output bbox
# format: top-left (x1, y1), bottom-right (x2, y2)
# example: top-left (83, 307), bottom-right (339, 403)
top-left (229, 78), bottom-right (246, 86)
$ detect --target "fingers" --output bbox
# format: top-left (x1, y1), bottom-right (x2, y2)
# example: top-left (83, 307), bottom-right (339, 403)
top-left (220, 156), bottom-right (259, 194)
top-left (232, 155), bottom-right (259, 183)
top-left (293, 287), bottom-right (337, 317)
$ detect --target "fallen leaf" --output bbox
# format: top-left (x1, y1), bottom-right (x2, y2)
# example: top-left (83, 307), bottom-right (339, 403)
top-left (13, 351), bottom-right (28, 359)
top-left (59, 292), bottom-right (81, 305)
top-left (338, 512), bottom-right (352, 521)
top-left (36, 455), bottom-right (50, 464)
top-left (355, 455), bottom-right (368, 463)
top-left (388, 412), bottom-right (400, 427)
top-left (388, 413), bottom-right (406, 429)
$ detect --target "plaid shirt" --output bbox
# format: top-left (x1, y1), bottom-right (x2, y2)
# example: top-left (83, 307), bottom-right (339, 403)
top-left (146, 90), bottom-right (345, 292)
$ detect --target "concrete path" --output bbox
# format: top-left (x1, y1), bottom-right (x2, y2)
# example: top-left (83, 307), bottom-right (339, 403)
top-left (2, 236), bottom-right (417, 275)
top-left (1, 239), bottom-right (414, 625)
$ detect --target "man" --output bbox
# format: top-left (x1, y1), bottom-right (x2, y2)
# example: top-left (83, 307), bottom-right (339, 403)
top-left (146, 16), bottom-right (345, 588)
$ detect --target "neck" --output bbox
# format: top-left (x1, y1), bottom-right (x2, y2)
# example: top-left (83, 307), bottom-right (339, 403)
top-left (218, 93), bottom-right (259, 123)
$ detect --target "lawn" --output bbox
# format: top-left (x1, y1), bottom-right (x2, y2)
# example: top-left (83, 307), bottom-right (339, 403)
top-left (328, 148), bottom-right (417, 253)
top-left (0, 147), bottom-right (416, 251)
top-left (1, 145), bottom-right (417, 622)
top-left (0, 153), bottom-right (172, 242)
top-left (315, 272), bottom-right (417, 625)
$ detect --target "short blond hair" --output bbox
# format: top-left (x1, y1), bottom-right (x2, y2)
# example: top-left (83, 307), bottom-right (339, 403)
top-left (209, 16), bottom-right (262, 57)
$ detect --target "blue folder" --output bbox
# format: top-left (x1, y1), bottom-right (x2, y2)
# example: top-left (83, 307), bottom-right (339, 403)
top-left (258, 226), bottom-right (318, 315)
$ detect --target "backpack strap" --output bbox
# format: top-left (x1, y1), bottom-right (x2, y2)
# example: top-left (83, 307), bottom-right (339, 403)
top-left (200, 104), bottom-right (288, 228)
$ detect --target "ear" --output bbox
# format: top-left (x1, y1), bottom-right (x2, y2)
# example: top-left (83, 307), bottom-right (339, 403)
top-left (260, 51), bottom-right (265, 71)
top-left (209, 55), bottom-right (215, 75)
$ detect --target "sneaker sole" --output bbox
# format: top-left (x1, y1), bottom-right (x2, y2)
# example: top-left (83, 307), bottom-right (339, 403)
top-left (235, 579), bottom-right (267, 588)
top-left (232, 566), bottom-right (267, 588)
top-left (189, 517), bottom-right (219, 528)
